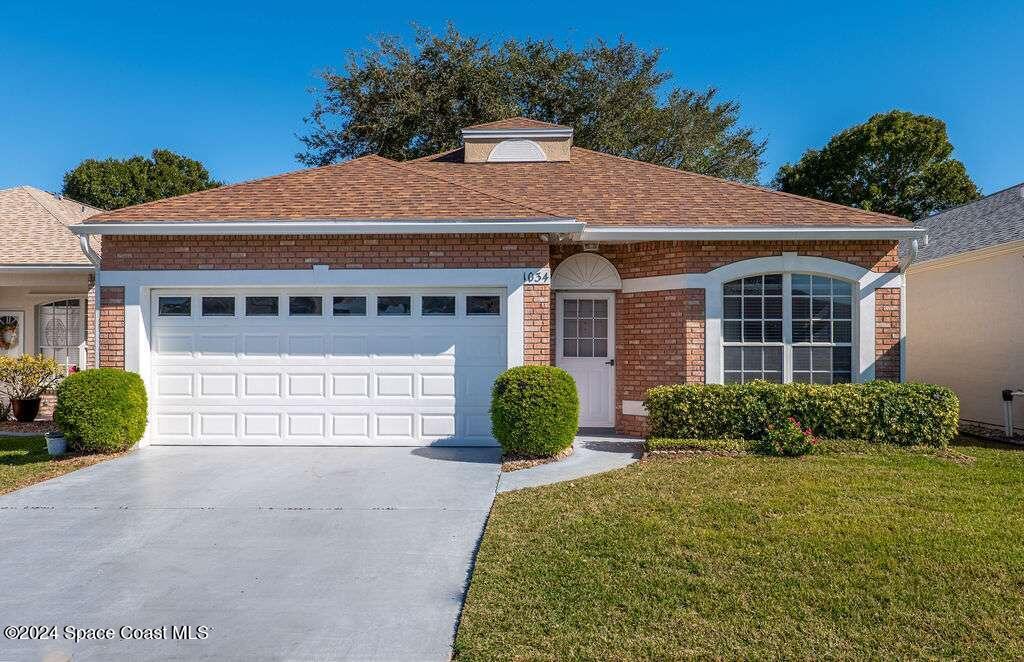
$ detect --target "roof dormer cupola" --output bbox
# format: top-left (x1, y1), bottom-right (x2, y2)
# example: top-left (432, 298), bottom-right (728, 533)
top-left (461, 117), bottom-right (573, 163)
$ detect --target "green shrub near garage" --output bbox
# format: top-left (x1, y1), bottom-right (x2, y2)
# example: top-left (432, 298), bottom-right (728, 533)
top-left (491, 366), bottom-right (579, 456)
top-left (644, 381), bottom-right (958, 447)
top-left (54, 368), bottom-right (148, 453)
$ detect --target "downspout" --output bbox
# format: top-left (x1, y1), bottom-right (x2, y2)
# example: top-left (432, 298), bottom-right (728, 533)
top-left (78, 235), bottom-right (102, 368)
top-left (899, 235), bottom-right (927, 382)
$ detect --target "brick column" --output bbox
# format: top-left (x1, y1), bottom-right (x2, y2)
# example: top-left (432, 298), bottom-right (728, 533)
top-left (523, 284), bottom-right (551, 365)
top-left (874, 287), bottom-right (901, 381)
top-left (98, 286), bottom-right (125, 369)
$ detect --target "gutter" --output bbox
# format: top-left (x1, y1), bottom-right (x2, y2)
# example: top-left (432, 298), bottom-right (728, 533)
top-left (580, 225), bottom-right (929, 242)
top-left (71, 218), bottom-right (583, 237)
top-left (77, 236), bottom-right (102, 368)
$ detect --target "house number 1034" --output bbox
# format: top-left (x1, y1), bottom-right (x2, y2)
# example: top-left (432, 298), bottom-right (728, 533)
top-left (523, 269), bottom-right (551, 284)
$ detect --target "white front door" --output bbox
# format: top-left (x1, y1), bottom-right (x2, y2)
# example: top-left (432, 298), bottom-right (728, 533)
top-left (557, 293), bottom-right (615, 428)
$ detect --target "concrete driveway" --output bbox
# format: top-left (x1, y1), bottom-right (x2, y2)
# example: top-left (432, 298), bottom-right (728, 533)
top-left (0, 445), bottom-right (501, 661)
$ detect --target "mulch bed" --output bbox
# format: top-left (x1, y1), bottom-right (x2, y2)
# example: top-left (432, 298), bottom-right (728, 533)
top-left (0, 420), bottom-right (57, 435)
top-left (502, 446), bottom-right (574, 472)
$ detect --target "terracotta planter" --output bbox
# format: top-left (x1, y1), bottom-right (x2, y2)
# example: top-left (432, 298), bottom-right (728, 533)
top-left (11, 398), bottom-right (41, 423)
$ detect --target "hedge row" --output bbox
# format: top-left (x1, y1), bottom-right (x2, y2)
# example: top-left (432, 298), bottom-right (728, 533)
top-left (644, 381), bottom-right (959, 447)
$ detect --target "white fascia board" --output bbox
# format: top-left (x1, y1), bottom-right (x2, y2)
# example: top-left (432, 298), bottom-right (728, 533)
top-left (0, 264), bottom-right (94, 272)
top-left (461, 128), bottom-right (574, 139)
top-left (580, 225), bottom-right (928, 242)
top-left (71, 218), bottom-right (582, 236)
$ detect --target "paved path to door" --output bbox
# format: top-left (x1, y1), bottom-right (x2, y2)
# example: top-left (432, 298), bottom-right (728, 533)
top-left (498, 432), bottom-right (644, 492)
top-left (0, 445), bottom-right (501, 661)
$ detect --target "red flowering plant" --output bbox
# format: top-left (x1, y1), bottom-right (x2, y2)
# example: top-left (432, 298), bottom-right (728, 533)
top-left (762, 417), bottom-right (818, 457)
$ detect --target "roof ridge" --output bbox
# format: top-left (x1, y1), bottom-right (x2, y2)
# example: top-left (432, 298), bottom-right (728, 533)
top-left (385, 157), bottom-right (567, 219)
top-left (570, 146), bottom-right (913, 225)
top-left (923, 181), bottom-right (1023, 221)
top-left (407, 147), bottom-right (464, 162)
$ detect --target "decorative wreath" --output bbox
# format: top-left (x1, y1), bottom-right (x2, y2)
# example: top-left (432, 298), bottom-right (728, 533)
top-left (0, 317), bottom-right (19, 351)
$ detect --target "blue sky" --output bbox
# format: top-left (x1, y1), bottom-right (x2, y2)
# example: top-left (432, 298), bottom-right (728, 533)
top-left (2, 1), bottom-right (1021, 196)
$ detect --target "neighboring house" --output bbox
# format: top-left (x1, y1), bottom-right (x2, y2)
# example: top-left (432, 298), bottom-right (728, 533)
top-left (71, 118), bottom-right (924, 445)
top-left (0, 186), bottom-right (101, 369)
top-left (907, 183), bottom-right (1024, 437)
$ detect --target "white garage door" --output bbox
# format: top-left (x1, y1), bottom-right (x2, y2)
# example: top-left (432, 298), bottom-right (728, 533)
top-left (149, 288), bottom-right (507, 446)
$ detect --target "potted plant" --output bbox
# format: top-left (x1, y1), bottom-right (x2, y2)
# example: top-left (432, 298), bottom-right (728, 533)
top-left (45, 430), bottom-right (67, 456)
top-left (0, 355), bottom-right (65, 423)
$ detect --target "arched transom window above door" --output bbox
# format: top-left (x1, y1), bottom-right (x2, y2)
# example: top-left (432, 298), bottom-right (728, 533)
top-left (551, 253), bottom-right (622, 291)
top-left (722, 273), bottom-right (854, 384)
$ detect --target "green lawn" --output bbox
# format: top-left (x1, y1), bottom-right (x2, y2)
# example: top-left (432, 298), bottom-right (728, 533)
top-left (456, 439), bottom-right (1024, 660)
top-left (0, 436), bottom-right (121, 495)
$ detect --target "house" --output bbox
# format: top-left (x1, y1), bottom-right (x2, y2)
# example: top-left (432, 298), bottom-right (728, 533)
top-left (907, 183), bottom-right (1024, 438)
top-left (0, 186), bottom-right (101, 369)
top-left (70, 118), bottom-right (924, 445)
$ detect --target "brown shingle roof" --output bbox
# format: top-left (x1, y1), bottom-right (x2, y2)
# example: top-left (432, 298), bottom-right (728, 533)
top-left (85, 142), bottom-right (910, 227)
top-left (463, 117), bottom-right (570, 131)
top-left (90, 155), bottom-right (560, 222)
top-left (0, 186), bottom-right (101, 265)
top-left (410, 147), bottom-right (910, 226)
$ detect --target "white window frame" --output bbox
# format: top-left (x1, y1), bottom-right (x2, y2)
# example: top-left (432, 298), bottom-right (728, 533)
top-left (36, 298), bottom-right (87, 370)
top-left (703, 253), bottom-right (903, 384)
top-left (721, 273), bottom-right (855, 384)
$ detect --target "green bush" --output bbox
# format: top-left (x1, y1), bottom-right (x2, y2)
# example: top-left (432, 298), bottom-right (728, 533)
top-left (54, 369), bottom-right (148, 453)
top-left (491, 366), bottom-right (578, 456)
top-left (645, 381), bottom-right (958, 448)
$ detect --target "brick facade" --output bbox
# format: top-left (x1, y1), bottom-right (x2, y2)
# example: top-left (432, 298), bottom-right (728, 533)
top-left (98, 286), bottom-right (125, 369)
top-left (523, 285), bottom-right (551, 365)
top-left (549, 241), bottom-right (902, 436)
top-left (95, 233), bottom-right (903, 438)
top-left (100, 234), bottom-right (548, 271)
top-left (874, 287), bottom-right (901, 381)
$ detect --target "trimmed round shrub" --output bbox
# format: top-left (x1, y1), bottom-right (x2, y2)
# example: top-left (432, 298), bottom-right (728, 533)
top-left (54, 368), bottom-right (148, 453)
top-left (491, 366), bottom-right (578, 456)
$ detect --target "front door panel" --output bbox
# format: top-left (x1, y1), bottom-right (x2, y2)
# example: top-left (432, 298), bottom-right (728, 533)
top-left (557, 293), bottom-right (615, 427)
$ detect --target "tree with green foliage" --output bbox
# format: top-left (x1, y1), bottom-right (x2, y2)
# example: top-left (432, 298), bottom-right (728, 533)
top-left (62, 149), bottom-right (222, 210)
top-left (299, 25), bottom-right (765, 183)
top-left (773, 110), bottom-right (980, 220)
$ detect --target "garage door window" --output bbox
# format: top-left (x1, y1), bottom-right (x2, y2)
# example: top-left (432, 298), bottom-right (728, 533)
top-left (245, 296), bottom-right (279, 316)
top-left (202, 296), bottom-right (235, 317)
top-left (158, 296), bottom-right (191, 316)
top-left (422, 296), bottom-right (455, 316)
top-left (467, 295), bottom-right (500, 316)
top-left (378, 296), bottom-right (411, 316)
top-left (333, 296), bottom-right (366, 316)
top-left (289, 296), bottom-right (322, 316)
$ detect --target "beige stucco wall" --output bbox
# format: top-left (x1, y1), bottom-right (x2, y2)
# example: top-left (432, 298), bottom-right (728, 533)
top-left (907, 244), bottom-right (1024, 430)
top-left (0, 272), bottom-right (92, 364)
top-left (464, 137), bottom-right (571, 162)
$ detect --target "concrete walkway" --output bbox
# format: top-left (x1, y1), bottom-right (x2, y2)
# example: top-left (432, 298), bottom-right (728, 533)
top-left (497, 431), bottom-right (644, 492)
top-left (0, 445), bottom-right (501, 661)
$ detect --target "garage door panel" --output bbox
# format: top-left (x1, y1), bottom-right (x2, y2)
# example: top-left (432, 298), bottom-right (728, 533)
top-left (243, 373), bottom-right (281, 397)
top-left (330, 335), bottom-right (369, 357)
top-left (287, 373), bottom-right (326, 397)
top-left (151, 288), bottom-right (506, 446)
top-left (287, 334), bottom-right (326, 357)
top-left (242, 334), bottom-right (281, 357)
top-left (331, 373), bottom-right (370, 397)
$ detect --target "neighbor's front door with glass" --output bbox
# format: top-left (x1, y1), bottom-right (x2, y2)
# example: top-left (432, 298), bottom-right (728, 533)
top-left (557, 293), bottom-right (615, 427)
